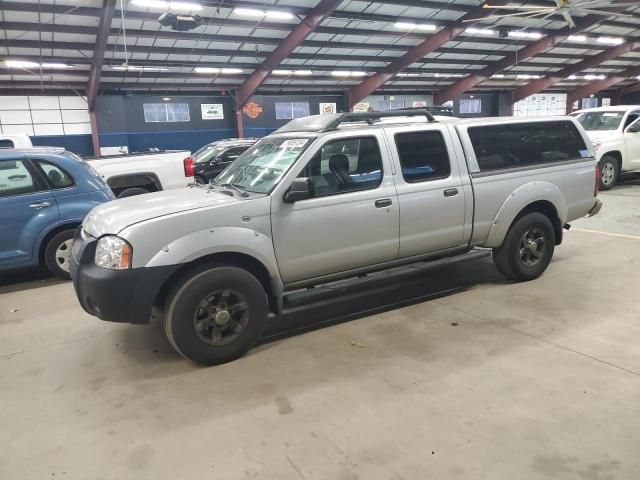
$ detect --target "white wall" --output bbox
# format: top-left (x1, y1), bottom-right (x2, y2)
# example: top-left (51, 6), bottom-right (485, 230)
top-left (513, 93), bottom-right (568, 117)
top-left (0, 95), bottom-right (91, 136)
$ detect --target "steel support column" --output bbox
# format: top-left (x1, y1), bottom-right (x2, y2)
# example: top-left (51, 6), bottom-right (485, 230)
top-left (89, 111), bottom-right (100, 157)
top-left (434, 15), bottom-right (601, 105)
top-left (87, 0), bottom-right (116, 112)
top-left (234, 0), bottom-right (342, 109)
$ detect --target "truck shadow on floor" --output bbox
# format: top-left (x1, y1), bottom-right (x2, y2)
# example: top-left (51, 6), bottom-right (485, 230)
top-left (0, 268), bottom-right (63, 294)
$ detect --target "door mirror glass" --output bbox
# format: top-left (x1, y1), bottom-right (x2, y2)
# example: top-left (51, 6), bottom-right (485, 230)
top-left (284, 177), bottom-right (314, 203)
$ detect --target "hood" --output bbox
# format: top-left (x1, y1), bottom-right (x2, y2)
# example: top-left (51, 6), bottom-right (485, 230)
top-left (83, 186), bottom-right (241, 237)
top-left (583, 129), bottom-right (620, 144)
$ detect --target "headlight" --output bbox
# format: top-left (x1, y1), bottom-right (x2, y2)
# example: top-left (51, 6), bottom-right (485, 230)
top-left (592, 140), bottom-right (602, 151)
top-left (95, 235), bottom-right (132, 270)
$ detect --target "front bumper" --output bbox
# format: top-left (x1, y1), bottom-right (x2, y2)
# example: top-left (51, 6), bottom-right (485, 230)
top-left (70, 229), bottom-right (179, 324)
top-left (589, 198), bottom-right (603, 217)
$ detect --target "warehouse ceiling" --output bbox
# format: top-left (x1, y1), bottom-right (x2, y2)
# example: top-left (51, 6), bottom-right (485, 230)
top-left (1, 0), bottom-right (640, 100)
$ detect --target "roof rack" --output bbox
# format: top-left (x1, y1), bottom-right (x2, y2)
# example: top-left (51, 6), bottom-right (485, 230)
top-left (321, 108), bottom-right (437, 132)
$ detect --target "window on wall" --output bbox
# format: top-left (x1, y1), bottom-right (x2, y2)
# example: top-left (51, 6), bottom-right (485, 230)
top-left (581, 97), bottom-right (599, 109)
top-left (143, 103), bottom-right (190, 123)
top-left (460, 98), bottom-right (482, 114)
top-left (275, 102), bottom-right (310, 120)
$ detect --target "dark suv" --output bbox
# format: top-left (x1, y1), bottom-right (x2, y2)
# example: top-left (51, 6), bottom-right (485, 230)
top-left (191, 138), bottom-right (257, 184)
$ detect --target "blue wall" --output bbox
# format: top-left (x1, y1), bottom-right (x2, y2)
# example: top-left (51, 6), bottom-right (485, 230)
top-left (31, 134), bottom-right (94, 157)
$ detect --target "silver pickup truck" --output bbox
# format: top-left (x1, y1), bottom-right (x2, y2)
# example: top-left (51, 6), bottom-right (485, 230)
top-left (70, 110), bottom-right (602, 365)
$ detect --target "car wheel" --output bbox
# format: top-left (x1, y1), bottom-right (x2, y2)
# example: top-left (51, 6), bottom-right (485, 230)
top-left (599, 155), bottom-right (618, 190)
top-left (194, 175), bottom-right (207, 185)
top-left (117, 187), bottom-right (149, 198)
top-left (44, 229), bottom-right (75, 279)
top-left (163, 265), bottom-right (268, 365)
top-left (492, 212), bottom-right (555, 282)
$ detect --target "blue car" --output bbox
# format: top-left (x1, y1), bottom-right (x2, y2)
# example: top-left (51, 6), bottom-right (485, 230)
top-left (0, 148), bottom-right (114, 279)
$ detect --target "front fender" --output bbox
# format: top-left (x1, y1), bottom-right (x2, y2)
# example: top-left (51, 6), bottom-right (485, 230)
top-left (145, 225), bottom-right (283, 290)
top-left (484, 181), bottom-right (568, 248)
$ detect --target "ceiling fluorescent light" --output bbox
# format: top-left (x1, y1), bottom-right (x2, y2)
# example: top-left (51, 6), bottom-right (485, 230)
top-left (112, 65), bottom-right (168, 71)
top-left (394, 22), bottom-right (435, 31)
top-left (132, 0), bottom-right (202, 10)
top-left (567, 35), bottom-right (587, 42)
top-left (466, 27), bottom-right (495, 36)
top-left (265, 11), bottom-right (294, 20)
top-left (415, 24), bottom-right (436, 31)
top-left (394, 22), bottom-right (416, 29)
top-left (4, 60), bottom-right (40, 68)
top-left (351, 71), bottom-right (367, 77)
top-left (40, 63), bottom-right (71, 69)
top-left (294, 70), bottom-right (313, 76)
top-left (509, 31), bottom-right (542, 40)
top-left (233, 7), bottom-right (264, 17)
top-left (568, 74), bottom-right (577, 80)
top-left (597, 36), bottom-right (624, 45)
top-left (492, 74), bottom-right (505, 78)
top-left (273, 70), bottom-right (293, 75)
top-left (516, 74), bottom-right (541, 80)
top-left (220, 68), bottom-right (242, 74)
top-left (331, 71), bottom-right (367, 77)
top-left (397, 73), bottom-right (419, 77)
top-left (194, 67), bottom-right (220, 73)
top-left (584, 74), bottom-right (606, 80)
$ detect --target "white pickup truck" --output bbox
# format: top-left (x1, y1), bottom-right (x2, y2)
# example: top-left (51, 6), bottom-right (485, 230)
top-left (0, 133), bottom-right (193, 197)
top-left (571, 105), bottom-right (640, 190)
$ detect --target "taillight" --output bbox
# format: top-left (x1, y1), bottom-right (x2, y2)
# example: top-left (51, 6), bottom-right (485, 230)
top-left (183, 156), bottom-right (194, 177)
top-left (594, 164), bottom-right (601, 197)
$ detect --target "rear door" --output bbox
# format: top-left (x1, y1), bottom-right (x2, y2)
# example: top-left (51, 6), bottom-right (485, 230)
top-left (0, 157), bottom-right (59, 268)
top-left (385, 125), bottom-right (470, 258)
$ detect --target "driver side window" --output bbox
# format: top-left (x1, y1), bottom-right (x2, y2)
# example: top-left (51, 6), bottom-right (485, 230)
top-left (298, 136), bottom-right (383, 198)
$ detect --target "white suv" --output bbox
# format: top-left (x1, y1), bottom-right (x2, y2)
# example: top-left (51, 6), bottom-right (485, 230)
top-left (571, 105), bottom-right (640, 189)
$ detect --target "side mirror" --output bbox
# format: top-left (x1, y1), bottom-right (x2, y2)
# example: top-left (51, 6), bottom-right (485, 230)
top-left (284, 177), bottom-right (314, 203)
top-left (627, 124), bottom-right (640, 133)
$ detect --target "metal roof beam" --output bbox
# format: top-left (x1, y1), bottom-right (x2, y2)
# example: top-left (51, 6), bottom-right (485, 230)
top-left (86, 0), bottom-right (116, 111)
top-left (512, 42), bottom-right (640, 103)
top-left (567, 65), bottom-right (640, 107)
top-left (346, 6), bottom-right (493, 106)
top-left (434, 15), bottom-right (602, 104)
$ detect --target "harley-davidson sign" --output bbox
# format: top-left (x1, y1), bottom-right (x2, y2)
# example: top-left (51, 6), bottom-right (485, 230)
top-left (242, 102), bottom-right (263, 119)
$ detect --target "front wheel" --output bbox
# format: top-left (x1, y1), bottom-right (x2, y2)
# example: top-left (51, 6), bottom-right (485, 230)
top-left (599, 155), bottom-right (618, 190)
top-left (492, 212), bottom-right (555, 282)
top-left (44, 229), bottom-right (75, 279)
top-left (163, 265), bottom-right (268, 365)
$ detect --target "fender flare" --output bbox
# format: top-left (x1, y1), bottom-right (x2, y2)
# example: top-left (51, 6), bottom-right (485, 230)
top-left (145, 225), bottom-right (284, 294)
top-left (484, 181), bottom-right (568, 248)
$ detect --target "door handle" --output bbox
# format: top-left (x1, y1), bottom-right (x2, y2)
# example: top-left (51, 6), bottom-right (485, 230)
top-left (375, 198), bottom-right (393, 208)
top-left (443, 188), bottom-right (459, 197)
top-left (29, 201), bottom-right (51, 209)
top-left (8, 174), bottom-right (27, 181)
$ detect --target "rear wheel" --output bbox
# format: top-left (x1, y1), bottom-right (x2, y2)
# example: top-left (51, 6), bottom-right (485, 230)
top-left (492, 212), bottom-right (555, 282)
top-left (599, 155), bottom-right (618, 190)
top-left (163, 265), bottom-right (268, 365)
top-left (194, 175), bottom-right (207, 185)
top-left (44, 229), bottom-right (75, 279)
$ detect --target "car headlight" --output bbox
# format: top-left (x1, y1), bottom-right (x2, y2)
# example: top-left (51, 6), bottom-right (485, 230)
top-left (592, 140), bottom-right (602, 151)
top-left (95, 235), bottom-right (132, 270)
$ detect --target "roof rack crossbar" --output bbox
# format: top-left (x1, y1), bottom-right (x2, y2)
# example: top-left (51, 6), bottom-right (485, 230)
top-left (321, 108), bottom-right (437, 132)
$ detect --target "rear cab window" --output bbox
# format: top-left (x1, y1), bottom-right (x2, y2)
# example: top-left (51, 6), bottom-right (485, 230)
top-left (467, 120), bottom-right (590, 173)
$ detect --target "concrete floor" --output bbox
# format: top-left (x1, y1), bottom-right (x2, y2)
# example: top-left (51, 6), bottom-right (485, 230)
top-left (1, 187), bottom-right (640, 480)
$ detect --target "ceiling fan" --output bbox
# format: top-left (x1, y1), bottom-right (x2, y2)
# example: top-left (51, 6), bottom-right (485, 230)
top-left (464, 0), bottom-right (638, 28)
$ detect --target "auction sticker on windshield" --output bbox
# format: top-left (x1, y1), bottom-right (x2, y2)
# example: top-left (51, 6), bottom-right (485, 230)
top-left (281, 139), bottom-right (309, 149)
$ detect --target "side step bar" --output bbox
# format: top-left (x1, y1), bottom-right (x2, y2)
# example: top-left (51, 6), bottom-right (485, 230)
top-left (282, 249), bottom-right (491, 308)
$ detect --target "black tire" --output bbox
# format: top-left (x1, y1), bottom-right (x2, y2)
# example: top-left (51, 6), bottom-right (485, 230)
top-left (163, 264), bottom-right (268, 365)
top-left (117, 187), bottom-right (149, 198)
top-left (194, 175), bottom-right (207, 185)
top-left (599, 155), bottom-right (618, 191)
top-left (44, 229), bottom-right (75, 280)
top-left (492, 212), bottom-right (555, 282)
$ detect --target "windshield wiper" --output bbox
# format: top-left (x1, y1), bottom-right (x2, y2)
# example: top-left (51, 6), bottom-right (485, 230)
top-left (220, 183), bottom-right (250, 197)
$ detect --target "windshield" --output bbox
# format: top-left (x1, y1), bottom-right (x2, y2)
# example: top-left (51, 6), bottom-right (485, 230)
top-left (574, 111), bottom-right (625, 131)
top-left (212, 137), bottom-right (313, 194)
top-left (193, 145), bottom-right (224, 164)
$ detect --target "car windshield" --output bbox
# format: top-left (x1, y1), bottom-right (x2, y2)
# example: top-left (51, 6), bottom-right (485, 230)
top-left (212, 137), bottom-right (313, 194)
top-left (574, 111), bottom-right (625, 131)
top-left (193, 145), bottom-right (225, 163)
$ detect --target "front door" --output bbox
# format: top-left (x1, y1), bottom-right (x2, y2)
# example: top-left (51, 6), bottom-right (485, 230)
top-left (624, 116), bottom-right (640, 170)
top-left (271, 134), bottom-right (399, 285)
top-left (0, 158), bottom-right (59, 268)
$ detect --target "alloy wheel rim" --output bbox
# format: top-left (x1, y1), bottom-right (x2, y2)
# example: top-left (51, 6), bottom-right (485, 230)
top-left (55, 239), bottom-right (73, 272)
top-left (192, 289), bottom-right (249, 346)
top-left (601, 163), bottom-right (615, 185)
top-left (519, 228), bottom-right (546, 268)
